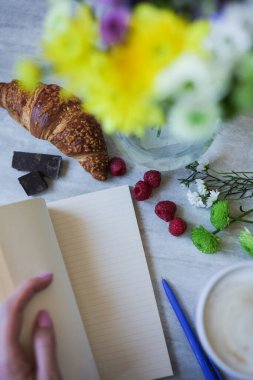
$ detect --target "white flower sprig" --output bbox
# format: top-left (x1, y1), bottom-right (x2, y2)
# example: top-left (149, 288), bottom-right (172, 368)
top-left (180, 158), bottom-right (253, 206)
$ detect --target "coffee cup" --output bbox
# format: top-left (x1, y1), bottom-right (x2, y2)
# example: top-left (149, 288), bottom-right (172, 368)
top-left (196, 262), bottom-right (253, 379)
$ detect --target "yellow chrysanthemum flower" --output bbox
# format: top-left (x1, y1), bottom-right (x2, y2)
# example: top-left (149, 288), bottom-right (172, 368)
top-left (80, 5), bottom-right (209, 134)
top-left (43, 4), bottom-right (98, 76)
top-left (185, 20), bottom-right (210, 57)
top-left (40, 3), bottom-right (209, 135)
top-left (15, 59), bottom-right (41, 91)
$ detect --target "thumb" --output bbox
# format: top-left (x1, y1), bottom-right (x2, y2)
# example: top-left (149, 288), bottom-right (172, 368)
top-left (33, 310), bottom-right (61, 380)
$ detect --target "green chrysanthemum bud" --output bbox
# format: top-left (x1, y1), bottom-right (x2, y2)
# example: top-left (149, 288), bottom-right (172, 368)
top-left (239, 228), bottom-right (253, 257)
top-left (191, 226), bottom-right (221, 254)
top-left (210, 200), bottom-right (230, 230)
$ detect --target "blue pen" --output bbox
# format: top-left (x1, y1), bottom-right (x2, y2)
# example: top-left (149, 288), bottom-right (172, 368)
top-left (162, 278), bottom-right (222, 380)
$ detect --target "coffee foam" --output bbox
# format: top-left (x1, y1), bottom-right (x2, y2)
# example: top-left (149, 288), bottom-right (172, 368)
top-left (204, 266), bottom-right (253, 376)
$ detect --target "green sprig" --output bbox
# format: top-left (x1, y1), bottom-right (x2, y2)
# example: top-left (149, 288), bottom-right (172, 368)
top-left (192, 200), bottom-right (253, 254)
top-left (239, 228), bottom-right (253, 256)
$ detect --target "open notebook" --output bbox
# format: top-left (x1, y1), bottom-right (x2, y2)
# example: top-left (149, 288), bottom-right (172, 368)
top-left (0, 185), bottom-right (173, 380)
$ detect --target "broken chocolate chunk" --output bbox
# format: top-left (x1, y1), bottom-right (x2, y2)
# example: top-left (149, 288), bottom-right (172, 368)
top-left (18, 171), bottom-right (48, 196)
top-left (12, 152), bottom-right (62, 179)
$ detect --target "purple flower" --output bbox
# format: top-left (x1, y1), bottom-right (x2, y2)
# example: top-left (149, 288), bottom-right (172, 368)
top-left (96, 0), bottom-right (127, 5)
top-left (100, 7), bottom-right (130, 46)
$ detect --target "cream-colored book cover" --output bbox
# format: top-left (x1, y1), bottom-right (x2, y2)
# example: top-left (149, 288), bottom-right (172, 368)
top-left (0, 185), bottom-right (173, 380)
top-left (0, 197), bottom-right (99, 380)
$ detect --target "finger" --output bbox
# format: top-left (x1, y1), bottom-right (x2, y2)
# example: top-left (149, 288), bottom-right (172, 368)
top-left (10, 272), bottom-right (53, 315)
top-left (0, 272), bottom-right (53, 347)
top-left (34, 310), bottom-right (62, 380)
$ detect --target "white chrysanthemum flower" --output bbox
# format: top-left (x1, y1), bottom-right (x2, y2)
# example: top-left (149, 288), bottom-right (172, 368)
top-left (195, 179), bottom-right (208, 196)
top-left (156, 54), bottom-right (210, 98)
top-left (206, 22), bottom-right (251, 64)
top-left (224, 1), bottom-right (253, 38)
top-left (196, 158), bottom-right (209, 172)
top-left (205, 1), bottom-right (253, 65)
top-left (169, 96), bottom-right (220, 142)
top-left (44, 1), bottom-right (71, 41)
top-left (206, 190), bottom-right (220, 208)
top-left (187, 190), bottom-right (205, 208)
top-left (156, 54), bottom-right (228, 103)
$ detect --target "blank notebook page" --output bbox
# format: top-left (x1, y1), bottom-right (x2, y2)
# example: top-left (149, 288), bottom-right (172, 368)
top-left (48, 185), bottom-right (173, 380)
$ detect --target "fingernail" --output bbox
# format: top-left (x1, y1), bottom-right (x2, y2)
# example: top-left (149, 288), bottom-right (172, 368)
top-left (36, 272), bottom-right (53, 281)
top-left (37, 310), bottom-right (52, 328)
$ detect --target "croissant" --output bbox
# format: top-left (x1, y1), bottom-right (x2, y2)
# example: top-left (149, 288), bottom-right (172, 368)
top-left (0, 80), bottom-right (108, 181)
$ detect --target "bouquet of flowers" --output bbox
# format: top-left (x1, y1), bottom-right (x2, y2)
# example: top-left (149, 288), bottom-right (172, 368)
top-left (17, 0), bottom-right (253, 141)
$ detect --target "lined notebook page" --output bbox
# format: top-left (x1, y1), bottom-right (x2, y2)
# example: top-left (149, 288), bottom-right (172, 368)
top-left (49, 185), bottom-right (172, 380)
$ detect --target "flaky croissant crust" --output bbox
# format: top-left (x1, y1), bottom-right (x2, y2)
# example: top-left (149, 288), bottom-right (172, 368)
top-left (0, 80), bottom-right (108, 180)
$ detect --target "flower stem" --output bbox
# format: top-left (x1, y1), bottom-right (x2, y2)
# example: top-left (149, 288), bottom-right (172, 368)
top-left (211, 208), bottom-right (253, 234)
top-left (209, 169), bottom-right (253, 175)
top-left (230, 208), bottom-right (253, 222)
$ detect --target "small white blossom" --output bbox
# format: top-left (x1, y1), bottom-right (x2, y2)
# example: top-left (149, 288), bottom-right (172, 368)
top-left (195, 179), bottom-right (208, 196)
top-left (209, 190), bottom-right (220, 202)
top-left (181, 183), bottom-right (187, 189)
top-left (206, 190), bottom-right (220, 208)
top-left (187, 190), bottom-right (197, 205)
top-left (206, 199), bottom-right (214, 208)
top-left (187, 190), bottom-right (205, 208)
top-left (196, 159), bottom-right (209, 172)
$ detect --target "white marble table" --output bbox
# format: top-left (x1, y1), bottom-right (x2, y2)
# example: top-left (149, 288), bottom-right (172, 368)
top-left (1, 1), bottom-right (253, 379)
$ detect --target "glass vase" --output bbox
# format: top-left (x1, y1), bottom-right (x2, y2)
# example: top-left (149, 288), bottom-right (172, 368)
top-left (112, 121), bottom-right (220, 171)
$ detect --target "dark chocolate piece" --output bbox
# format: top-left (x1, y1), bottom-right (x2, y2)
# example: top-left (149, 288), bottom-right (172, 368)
top-left (12, 152), bottom-right (62, 179)
top-left (18, 171), bottom-right (48, 196)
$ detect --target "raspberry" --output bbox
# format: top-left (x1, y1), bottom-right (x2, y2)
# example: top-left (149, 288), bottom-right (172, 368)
top-left (132, 180), bottom-right (152, 201)
top-left (109, 157), bottom-right (126, 176)
top-left (155, 201), bottom-right (177, 222)
top-left (169, 218), bottom-right (187, 236)
top-left (144, 170), bottom-right (161, 188)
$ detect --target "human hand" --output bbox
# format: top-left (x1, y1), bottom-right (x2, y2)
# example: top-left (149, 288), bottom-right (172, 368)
top-left (0, 273), bottom-right (62, 380)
